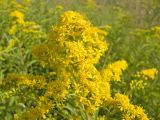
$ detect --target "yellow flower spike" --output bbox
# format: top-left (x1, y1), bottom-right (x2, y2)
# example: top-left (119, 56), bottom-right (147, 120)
top-left (136, 68), bottom-right (158, 80)
top-left (101, 60), bottom-right (128, 82)
top-left (34, 11), bottom-right (108, 69)
top-left (9, 24), bottom-right (17, 35)
top-left (141, 68), bottom-right (158, 80)
top-left (10, 10), bottom-right (25, 25)
top-left (114, 93), bottom-right (149, 120)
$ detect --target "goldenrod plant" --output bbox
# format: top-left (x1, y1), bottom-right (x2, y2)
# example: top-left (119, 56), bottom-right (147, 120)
top-left (0, 0), bottom-right (159, 120)
top-left (1, 10), bottom-right (153, 120)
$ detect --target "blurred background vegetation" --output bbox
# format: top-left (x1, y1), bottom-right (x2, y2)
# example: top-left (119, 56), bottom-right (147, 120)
top-left (0, 0), bottom-right (159, 119)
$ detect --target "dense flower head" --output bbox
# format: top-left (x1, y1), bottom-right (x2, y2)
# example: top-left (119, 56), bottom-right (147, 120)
top-left (1, 9), bottom-right (151, 119)
top-left (135, 68), bottom-right (158, 80)
top-left (101, 60), bottom-right (128, 81)
top-left (114, 93), bottom-right (149, 120)
top-left (10, 10), bottom-right (25, 25)
top-left (33, 11), bottom-right (108, 68)
top-left (31, 11), bottom-right (150, 119)
top-left (32, 11), bottom-right (111, 115)
top-left (9, 10), bottom-right (42, 35)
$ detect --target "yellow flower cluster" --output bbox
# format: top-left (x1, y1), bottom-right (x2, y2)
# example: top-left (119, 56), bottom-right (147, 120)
top-left (9, 24), bottom-right (17, 35)
top-left (3, 72), bottom-right (68, 119)
top-left (2, 11), bottom-right (150, 119)
top-left (130, 68), bottom-right (158, 90)
top-left (32, 11), bottom-right (149, 119)
top-left (135, 68), bottom-right (158, 80)
top-left (10, 10), bottom-right (25, 25)
top-left (114, 93), bottom-right (149, 120)
top-left (33, 11), bottom-right (108, 68)
top-left (101, 60), bottom-right (128, 81)
top-left (43, 78), bottom-right (70, 102)
top-left (3, 73), bottom-right (46, 89)
top-left (9, 10), bottom-right (41, 35)
top-left (33, 11), bottom-right (111, 114)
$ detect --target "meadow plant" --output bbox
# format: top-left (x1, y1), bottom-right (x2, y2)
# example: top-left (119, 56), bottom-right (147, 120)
top-left (0, 0), bottom-right (159, 120)
top-left (1, 11), bottom-right (153, 120)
